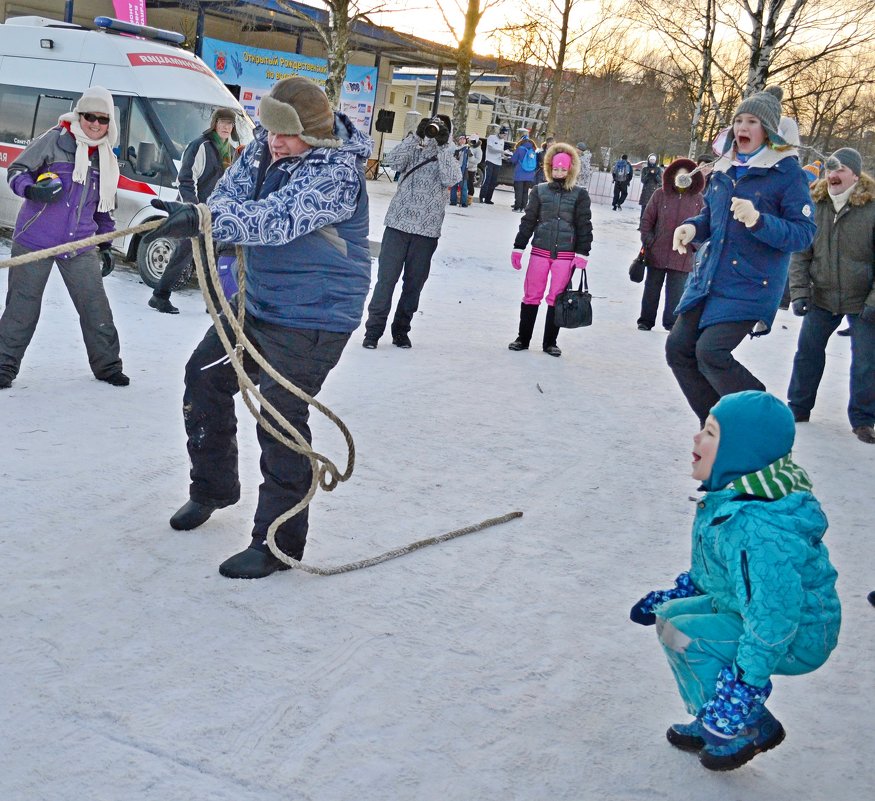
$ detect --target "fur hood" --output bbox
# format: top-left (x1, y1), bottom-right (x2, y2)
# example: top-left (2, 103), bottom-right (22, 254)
top-left (543, 142), bottom-right (580, 190)
top-left (810, 171), bottom-right (875, 205)
top-left (662, 157), bottom-right (704, 195)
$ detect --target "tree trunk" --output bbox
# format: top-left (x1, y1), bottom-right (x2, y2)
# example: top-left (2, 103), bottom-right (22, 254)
top-left (689, 0), bottom-right (716, 156)
top-left (452, 1), bottom-right (481, 137)
top-left (323, 7), bottom-right (350, 108)
top-left (546, 0), bottom-right (573, 135)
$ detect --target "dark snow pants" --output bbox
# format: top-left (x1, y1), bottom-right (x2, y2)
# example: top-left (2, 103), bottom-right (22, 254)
top-left (364, 226), bottom-right (438, 340)
top-left (479, 162), bottom-right (500, 202)
top-left (0, 243), bottom-right (122, 380)
top-left (612, 181), bottom-right (629, 208)
top-left (788, 304), bottom-right (875, 428)
top-left (153, 237), bottom-right (192, 300)
top-left (183, 311), bottom-right (349, 558)
top-left (665, 301), bottom-right (764, 425)
top-left (638, 267), bottom-right (688, 331)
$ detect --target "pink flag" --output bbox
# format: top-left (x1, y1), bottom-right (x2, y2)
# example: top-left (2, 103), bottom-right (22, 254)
top-left (112, 1), bottom-right (147, 25)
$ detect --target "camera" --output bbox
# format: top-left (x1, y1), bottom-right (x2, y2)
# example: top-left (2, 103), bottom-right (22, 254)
top-left (423, 117), bottom-right (442, 139)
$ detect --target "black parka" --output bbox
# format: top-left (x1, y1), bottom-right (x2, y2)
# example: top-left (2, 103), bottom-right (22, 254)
top-left (514, 181), bottom-right (592, 257)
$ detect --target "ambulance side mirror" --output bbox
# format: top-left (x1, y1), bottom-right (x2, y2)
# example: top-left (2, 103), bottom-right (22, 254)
top-left (129, 141), bottom-right (160, 177)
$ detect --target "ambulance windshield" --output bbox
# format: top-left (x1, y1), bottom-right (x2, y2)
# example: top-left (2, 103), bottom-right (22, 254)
top-left (149, 98), bottom-right (254, 157)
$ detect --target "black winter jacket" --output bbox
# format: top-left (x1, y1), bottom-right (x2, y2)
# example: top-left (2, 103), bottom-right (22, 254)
top-left (177, 131), bottom-right (230, 203)
top-left (514, 182), bottom-right (592, 257)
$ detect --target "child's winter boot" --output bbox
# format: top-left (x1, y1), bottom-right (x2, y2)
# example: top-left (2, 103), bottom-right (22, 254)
top-left (698, 666), bottom-right (784, 771)
top-left (542, 305), bottom-right (561, 356)
top-left (509, 303), bottom-right (538, 351)
top-left (699, 705), bottom-right (785, 770)
top-left (666, 717), bottom-right (706, 752)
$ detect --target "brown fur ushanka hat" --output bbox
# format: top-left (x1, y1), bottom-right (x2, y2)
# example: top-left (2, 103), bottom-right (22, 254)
top-left (258, 77), bottom-right (341, 148)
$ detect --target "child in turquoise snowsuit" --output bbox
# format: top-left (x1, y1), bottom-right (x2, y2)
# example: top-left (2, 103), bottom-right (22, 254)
top-left (630, 391), bottom-right (840, 771)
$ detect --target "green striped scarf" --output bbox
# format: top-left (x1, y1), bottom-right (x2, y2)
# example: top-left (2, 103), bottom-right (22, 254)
top-left (728, 453), bottom-right (813, 499)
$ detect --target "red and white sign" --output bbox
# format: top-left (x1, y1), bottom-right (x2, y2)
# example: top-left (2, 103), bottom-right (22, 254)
top-left (126, 53), bottom-right (216, 78)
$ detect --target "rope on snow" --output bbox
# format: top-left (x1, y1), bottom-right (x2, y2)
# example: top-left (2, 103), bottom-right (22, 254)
top-left (0, 209), bottom-right (523, 573)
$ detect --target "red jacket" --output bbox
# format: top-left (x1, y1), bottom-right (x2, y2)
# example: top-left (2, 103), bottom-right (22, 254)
top-left (640, 158), bottom-right (704, 272)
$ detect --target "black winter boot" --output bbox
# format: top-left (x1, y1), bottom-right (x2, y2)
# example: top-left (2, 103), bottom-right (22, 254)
top-left (219, 540), bottom-right (295, 579)
top-left (509, 303), bottom-right (538, 350)
top-left (170, 499), bottom-right (218, 531)
top-left (542, 305), bottom-right (561, 356)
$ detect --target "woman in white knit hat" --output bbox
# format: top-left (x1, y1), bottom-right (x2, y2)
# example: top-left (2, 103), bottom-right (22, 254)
top-left (0, 86), bottom-right (127, 389)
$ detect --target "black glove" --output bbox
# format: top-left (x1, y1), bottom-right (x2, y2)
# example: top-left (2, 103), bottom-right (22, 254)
top-left (24, 176), bottom-right (63, 203)
top-left (434, 123), bottom-right (450, 146)
top-left (149, 199), bottom-right (200, 240)
top-left (415, 118), bottom-right (430, 139)
top-left (98, 244), bottom-right (114, 278)
top-left (860, 304), bottom-right (875, 324)
top-left (791, 298), bottom-right (809, 317)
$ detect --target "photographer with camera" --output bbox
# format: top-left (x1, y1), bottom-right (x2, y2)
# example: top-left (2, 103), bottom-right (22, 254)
top-left (362, 114), bottom-right (460, 349)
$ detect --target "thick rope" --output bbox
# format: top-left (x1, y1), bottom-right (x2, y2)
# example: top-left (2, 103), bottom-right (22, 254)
top-left (0, 220), bottom-right (161, 270)
top-left (1, 209), bottom-right (524, 573)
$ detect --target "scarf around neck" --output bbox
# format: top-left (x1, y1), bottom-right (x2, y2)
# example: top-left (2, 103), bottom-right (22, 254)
top-left (728, 453), bottom-right (813, 499)
top-left (210, 131), bottom-right (233, 171)
top-left (828, 182), bottom-right (856, 212)
top-left (62, 117), bottom-right (119, 212)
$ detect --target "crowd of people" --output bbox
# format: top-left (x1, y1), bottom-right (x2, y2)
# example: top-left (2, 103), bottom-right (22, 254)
top-left (1, 78), bottom-right (869, 771)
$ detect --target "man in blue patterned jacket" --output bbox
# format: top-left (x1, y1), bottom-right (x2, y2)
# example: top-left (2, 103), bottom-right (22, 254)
top-left (146, 77), bottom-right (373, 579)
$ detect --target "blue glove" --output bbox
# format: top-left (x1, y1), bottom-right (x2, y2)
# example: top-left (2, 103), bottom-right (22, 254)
top-left (149, 199), bottom-right (200, 240)
top-left (701, 665), bottom-right (772, 738)
top-left (630, 571), bottom-right (700, 625)
top-left (98, 243), bottom-right (114, 277)
top-left (791, 299), bottom-right (809, 317)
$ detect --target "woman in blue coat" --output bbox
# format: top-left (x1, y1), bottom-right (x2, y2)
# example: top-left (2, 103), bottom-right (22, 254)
top-left (631, 391), bottom-right (840, 771)
top-left (666, 86), bottom-right (816, 425)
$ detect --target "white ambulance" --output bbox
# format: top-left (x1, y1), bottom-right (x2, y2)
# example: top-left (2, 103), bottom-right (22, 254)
top-left (0, 15), bottom-right (253, 286)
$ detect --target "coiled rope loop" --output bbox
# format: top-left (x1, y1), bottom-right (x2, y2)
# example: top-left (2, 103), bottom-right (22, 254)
top-left (1, 209), bottom-right (523, 574)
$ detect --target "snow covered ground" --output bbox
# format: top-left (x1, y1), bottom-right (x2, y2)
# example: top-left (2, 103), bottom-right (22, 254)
top-left (1, 179), bottom-right (872, 800)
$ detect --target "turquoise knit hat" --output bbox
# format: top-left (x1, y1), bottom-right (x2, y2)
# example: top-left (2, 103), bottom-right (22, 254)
top-left (704, 391), bottom-right (796, 491)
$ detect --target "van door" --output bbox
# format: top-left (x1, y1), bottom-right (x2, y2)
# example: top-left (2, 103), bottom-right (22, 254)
top-left (119, 97), bottom-right (175, 194)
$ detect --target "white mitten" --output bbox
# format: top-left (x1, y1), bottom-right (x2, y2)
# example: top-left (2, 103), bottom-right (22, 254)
top-left (730, 197), bottom-right (760, 228)
top-left (672, 224), bottom-right (696, 254)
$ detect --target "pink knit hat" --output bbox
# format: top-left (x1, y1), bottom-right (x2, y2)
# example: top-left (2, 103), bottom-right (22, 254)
top-left (552, 152), bottom-right (572, 170)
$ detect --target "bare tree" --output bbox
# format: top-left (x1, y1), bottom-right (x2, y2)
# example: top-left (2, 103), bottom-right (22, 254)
top-left (276, 1), bottom-right (390, 107)
top-left (724, 0), bottom-right (875, 93)
top-left (435, 1), bottom-right (502, 136)
top-left (781, 46), bottom-right (875, 154)
top-left (488, 15), bottom-right (555, 136)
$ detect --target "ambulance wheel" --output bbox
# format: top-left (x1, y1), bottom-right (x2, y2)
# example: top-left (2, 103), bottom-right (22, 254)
top-left (136, 234), bottom-right (175, 289)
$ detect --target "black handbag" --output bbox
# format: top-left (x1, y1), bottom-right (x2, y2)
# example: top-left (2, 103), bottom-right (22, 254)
top-left (629, 248), bottom-right (647, 283)
top-left (554, 269), bottom-right (592, 329)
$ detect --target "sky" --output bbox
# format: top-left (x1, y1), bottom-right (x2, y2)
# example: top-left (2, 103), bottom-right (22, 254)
top-left (1, 175), bottom-right (873, 799)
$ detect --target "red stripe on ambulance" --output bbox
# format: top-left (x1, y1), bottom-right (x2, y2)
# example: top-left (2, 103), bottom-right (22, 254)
top-left (3, 143), bottom-right (156, 194)
top-left (126, 52), bottom-right (215, 77)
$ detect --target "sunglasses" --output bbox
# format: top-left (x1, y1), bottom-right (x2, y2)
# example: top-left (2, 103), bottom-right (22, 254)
top-left (80, 112), bottom-right (110, 125)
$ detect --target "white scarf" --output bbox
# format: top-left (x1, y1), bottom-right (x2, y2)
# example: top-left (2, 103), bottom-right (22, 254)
top-left (65, 118), bottom-right (119, 213)
top-left (829, 182), bottom-right (856, 212)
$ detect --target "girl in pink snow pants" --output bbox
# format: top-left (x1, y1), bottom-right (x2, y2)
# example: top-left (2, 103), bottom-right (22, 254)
top-left (509, 142), bottom-right (593, 357)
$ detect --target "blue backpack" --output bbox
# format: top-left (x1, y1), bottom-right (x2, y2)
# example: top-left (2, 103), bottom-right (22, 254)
top-left (521, 146), bottom-right (537, 172)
